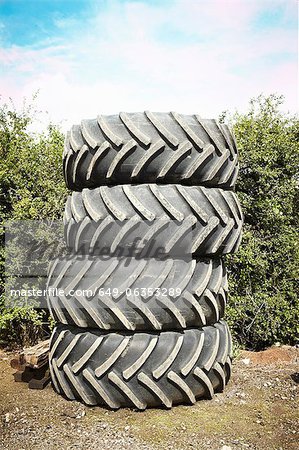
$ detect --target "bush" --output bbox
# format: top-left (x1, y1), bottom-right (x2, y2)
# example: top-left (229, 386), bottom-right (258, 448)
top-left (0, 306), bottom-right (45, 348)
top-left (0, 98), bottom-right (67, 347)
top-left (224, 95), bottom-right (299, 349)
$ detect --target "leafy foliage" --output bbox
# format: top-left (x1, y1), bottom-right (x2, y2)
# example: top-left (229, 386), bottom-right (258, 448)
top-left (0, 98), bottom-right (67, 347)
top-left (224, 95), bottom-right (299, 349)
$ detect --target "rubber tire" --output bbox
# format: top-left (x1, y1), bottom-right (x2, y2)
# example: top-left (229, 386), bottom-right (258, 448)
top-left (64, 184), bottom-right (243, 257)
top-left (49, 321), bottom-right (232, 409)
top-left (63, 112), bottom-right (239, 190)
top-left (47, 257), bottom-right (228, 330)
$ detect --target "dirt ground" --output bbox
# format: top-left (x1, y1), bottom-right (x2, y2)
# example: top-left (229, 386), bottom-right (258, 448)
top-left (0, 346), bottom-right (298, 450)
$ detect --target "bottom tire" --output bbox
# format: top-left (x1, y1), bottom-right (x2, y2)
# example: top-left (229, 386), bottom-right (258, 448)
top-left (49, 321), bottom-right (232, 409)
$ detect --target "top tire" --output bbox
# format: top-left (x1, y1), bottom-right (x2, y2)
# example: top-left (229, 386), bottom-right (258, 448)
top-left (63, 112), bottom-right (239, 190)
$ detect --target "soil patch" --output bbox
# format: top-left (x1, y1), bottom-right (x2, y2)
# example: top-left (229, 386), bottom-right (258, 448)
top-left (0, 346), bottom-right (298, 450)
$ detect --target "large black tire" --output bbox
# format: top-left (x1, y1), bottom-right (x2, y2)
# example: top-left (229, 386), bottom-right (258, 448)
top-left (64, 185), bottom-right (243, 257)
top-left (49, 321), bottom-right (232, 409)
top-left (47, 257), bottom-right (228, 330)
top-left (63, 112), bottom-right (239, 190)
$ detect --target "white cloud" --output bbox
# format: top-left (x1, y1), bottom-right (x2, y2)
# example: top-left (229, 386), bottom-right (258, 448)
top-left (1, 0), bottom-right (297, 131)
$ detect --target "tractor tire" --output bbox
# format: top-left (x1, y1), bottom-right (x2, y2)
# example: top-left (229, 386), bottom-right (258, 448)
top-left (49, 320), bottom-right (232, 409)
top-left (47, 257), bottom-right (228, 330)
top-left (63, 112), bottom-right (239, 190)
top-left (64, 184), bottom-right (243, 257)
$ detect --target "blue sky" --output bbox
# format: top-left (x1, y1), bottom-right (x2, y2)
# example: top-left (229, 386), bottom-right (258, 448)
top-left (0, 0), bottom-right (95, 46)
top-left (0, 0), bottom-right (297, 129)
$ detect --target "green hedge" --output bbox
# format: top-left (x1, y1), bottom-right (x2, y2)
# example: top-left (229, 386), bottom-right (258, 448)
top-left (0, 100), bottom-right (67, 347)
top-left (224, 94), bottom-right (299, 349)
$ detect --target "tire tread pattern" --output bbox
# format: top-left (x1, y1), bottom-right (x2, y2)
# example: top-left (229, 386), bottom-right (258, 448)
top-left (64, 184), bottom-right (243, 257)
top-left (63, 112), bottom-right (239, 189)
top-left (49, 321), bottom-right (232, 409)
top-left (47, 257), bottom-right (228, 330)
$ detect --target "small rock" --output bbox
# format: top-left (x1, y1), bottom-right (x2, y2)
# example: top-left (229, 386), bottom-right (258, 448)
top-left (236, 392), bottom-right (245, 397)
top-left (124, 426), bottom-right (130, 431)
top-left (241, 358), bottom-right (250, 365)
top-left (274, 342), bottom-right (281, 347)
top-left (221, 446), bottom-right (232, 450)
top-left (4, 413), bottom-right (10, 423)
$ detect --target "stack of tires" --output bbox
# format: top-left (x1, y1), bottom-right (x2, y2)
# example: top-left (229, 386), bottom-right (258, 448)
top-left (47, 112), bottom-right (243, 409)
